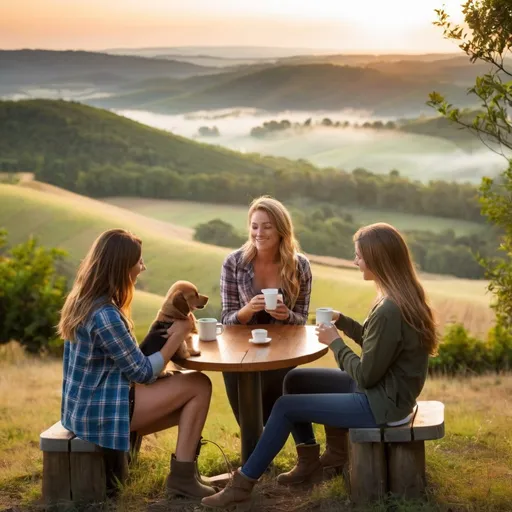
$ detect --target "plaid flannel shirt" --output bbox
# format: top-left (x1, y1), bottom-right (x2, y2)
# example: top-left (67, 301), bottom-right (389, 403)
top-left (220, 249), bottom-right (312, 325)
top-left (61, 304), bottom-right (164, 452)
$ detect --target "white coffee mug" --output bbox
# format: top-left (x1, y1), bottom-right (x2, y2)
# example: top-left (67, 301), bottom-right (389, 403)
top-left (316, 307), bottom-right (333, 326)
top-left (198, 318), bottom-right (224, 341)
top-left (251, 328), bottom-right (268, 343)
top-left (262, 288), bottom-right (278, 310)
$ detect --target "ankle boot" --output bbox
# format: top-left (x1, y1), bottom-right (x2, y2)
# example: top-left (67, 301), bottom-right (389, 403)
top-left (319, 426), bottom-right (349, 475)
top-left (165, 454), bottom-right (216, 499)
top-left (276, 443), bottom-right (323, 486)
top-left (201, 468), bottom-right (257, 509)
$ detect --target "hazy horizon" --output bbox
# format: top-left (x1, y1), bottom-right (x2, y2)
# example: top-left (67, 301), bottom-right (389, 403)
top-left (1, 0), bottom-right (465, 53)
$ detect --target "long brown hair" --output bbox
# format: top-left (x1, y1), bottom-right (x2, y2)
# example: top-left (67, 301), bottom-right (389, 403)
top-left (354, 223), bottom-right (439, 355)
top-left (242, 196), bottom-right (302, 309)
top-left (58, 228), bottom-right (142, 341)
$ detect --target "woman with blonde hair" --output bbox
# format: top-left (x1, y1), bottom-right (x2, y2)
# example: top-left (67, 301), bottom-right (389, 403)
top-left (203, 223), bottom-right (438, 509)
top-left (220, 196), bottom-right (312, 426)
top-left (59, 228), bottom-right (216, 499)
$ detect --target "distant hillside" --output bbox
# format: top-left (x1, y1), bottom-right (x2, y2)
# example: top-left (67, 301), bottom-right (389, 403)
top-left (0, 50), bottom-right (217, 88)
top-left (398, 111), bottom-right (486, 149)
top-left (98, 63), bottom-right (474, 115)
top-left (0, 99), bottom-right (483, 223)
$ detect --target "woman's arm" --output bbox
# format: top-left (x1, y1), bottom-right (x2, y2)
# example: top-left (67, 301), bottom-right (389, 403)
top-left (334, 313), bottom-right (364, 345)
top-left (94, 307), bottom-right (163, 384)
top-left (287, 256), bottom-right (313, 325)
top-left (220, 253), bottom-right (264, 325)
top-left (330, 307), bottom-right (402, 389)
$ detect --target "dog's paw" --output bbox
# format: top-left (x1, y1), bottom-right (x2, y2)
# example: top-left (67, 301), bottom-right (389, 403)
top-left (189, 347), bottom-right (201, 356)
top-left (156, 369), bottom-right (174, 379)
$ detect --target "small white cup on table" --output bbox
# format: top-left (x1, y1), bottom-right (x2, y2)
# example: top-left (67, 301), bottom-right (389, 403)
top-left (251, 328), bottom-right (268, 344)
top-left (198, 318), bottom-right (224, 341)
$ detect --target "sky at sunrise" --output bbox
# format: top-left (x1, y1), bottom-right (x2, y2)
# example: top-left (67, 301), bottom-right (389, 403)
top-left (1, 0), bottom-right (466, 53)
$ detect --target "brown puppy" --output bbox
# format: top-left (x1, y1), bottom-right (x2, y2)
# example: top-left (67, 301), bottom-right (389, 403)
top-left (139, 280), bottom-right (209, 362)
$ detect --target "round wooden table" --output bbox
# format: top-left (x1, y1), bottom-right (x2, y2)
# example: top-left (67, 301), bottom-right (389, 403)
top-left (177, 324), bottom-right (328, 463)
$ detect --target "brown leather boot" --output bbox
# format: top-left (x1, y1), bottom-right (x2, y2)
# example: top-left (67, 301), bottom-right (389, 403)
top-left (201, 468), bottom-right (257, 509)
top-left (276, 443), bottom-right (323, 486)
top-left (320, 426), bottom-right (349, 476)
top-left (165, 454), bottom-right (216, 499)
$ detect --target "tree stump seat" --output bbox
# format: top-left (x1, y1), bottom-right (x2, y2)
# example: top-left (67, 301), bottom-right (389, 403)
top-left (39, 421), bottom-right (138, 505)
top-left (348, 400), bottom-right (445, 505)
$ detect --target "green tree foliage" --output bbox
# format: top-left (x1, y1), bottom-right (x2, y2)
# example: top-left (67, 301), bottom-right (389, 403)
top-left (193, 219), bottom-right (246, 248)
top-left (429, 0), bottom-right (512, 329)
top-left (0, 230), bottom-right (67, 354)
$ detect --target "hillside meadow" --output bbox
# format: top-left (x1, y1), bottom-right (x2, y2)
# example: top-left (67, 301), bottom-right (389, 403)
top-left (0, 182), bottom-right (494, 336)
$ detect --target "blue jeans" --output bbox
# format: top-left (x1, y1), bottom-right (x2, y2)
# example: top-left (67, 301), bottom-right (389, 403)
top-left (242, 367), bottom-right (377, 480)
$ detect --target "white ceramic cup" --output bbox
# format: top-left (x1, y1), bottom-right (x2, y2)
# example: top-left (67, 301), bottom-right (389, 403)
top-left (262, 288), bottom-right (278, 310)
top-left (251, 328), bottom-right (268, 343)
top-left (316, 307), bottom-right (333, 326)
top-left (198, 318), bottom-right (224, 341)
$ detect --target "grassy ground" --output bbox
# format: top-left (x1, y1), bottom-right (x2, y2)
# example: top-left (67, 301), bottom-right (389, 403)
top-left (103, 197), bottom-right (484, 237)
top-left (0, 340), bottom-right (511, 512)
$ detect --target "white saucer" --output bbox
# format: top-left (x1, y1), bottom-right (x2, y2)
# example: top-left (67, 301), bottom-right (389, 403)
top-left (249, 337), bottom-right (271, 344)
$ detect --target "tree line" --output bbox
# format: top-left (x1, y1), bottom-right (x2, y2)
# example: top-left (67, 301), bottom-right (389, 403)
top-left (23, 158), bottom-right (485, 223)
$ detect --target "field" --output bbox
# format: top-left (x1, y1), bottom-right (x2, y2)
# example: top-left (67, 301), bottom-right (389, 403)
top-left (1, 343), bottom-right (511, 511)
top-left (0, 180), bottom-right (508, 511)
top-left (1, 182), bottom-right (494, 336)
top-left (103, 197), bottom-right (485, 237)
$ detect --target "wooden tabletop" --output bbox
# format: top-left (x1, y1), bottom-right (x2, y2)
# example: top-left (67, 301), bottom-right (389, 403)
top-left (177, 324), bottom-right (328, 372)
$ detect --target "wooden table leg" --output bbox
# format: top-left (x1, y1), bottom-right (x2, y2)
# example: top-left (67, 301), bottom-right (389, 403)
top-left (238, 371), bottom-right (263, 464)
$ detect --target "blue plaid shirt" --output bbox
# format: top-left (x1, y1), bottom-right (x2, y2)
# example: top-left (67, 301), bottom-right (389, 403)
top-left (61, 304), bottom-right (164, 452)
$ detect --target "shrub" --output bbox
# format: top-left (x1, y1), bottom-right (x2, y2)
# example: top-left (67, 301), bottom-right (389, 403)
top-left (0, 229), bottom-right (67, 354)
top-left (430, 322), bottom-right (512, 374)
top-left (193, 218), bottom-right (246, 249)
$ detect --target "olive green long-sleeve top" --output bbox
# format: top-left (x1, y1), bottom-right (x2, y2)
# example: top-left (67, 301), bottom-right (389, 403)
top-left (329, 297), bottom-right (429, 425)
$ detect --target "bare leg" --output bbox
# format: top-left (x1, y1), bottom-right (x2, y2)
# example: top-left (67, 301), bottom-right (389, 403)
top-left (130, 371), bottom-right (212, 461)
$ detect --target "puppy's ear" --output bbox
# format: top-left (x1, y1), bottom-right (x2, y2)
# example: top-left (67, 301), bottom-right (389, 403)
top-left (172, 292), bottom-right (190, 317)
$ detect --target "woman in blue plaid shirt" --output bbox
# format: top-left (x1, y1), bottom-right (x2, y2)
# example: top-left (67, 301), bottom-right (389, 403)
top-left (220, 196), bottom-right (312, 428)
top-left (58, 229), bottom-right (216, 499)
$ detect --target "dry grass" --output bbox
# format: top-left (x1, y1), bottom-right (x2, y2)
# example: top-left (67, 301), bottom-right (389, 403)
top-left (0, 342), bottom-right (511, 512)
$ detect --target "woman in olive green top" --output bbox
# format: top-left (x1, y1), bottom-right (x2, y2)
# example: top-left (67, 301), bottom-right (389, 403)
top-left (202, 223), bottom-right (439, 510)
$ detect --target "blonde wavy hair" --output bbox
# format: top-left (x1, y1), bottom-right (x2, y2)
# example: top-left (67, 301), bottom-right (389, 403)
top-left (354, 223), bottom-right (439, 355)
top-left (58, 228), bottom-right (142, 341)
top-left (242, 196), bottom-right (302, 309)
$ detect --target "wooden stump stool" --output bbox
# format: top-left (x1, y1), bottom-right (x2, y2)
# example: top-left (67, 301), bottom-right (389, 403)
top-left (40, 421), bottom-right (130, 506)
top-left (348, 400), bottom-right (445, 505)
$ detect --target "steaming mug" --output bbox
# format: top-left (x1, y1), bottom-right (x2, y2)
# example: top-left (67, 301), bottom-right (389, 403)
top-left (198, 318), bottom-right (224, 341)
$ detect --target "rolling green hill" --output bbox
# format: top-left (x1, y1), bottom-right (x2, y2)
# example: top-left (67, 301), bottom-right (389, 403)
top-left (98, 64), bottom-right (474, 115)
top-left (0, 183), bottom-right (494, 336)
top-left (0, 99), bottom-right (484, 225)
top-left (0, 99), bottom-right (285, 176)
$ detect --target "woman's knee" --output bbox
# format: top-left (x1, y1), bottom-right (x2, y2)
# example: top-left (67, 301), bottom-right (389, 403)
top-left (283, 368), bottom-right (307, 394)
top-left (273, 394), bottom-right (298, 417)
top-left (178, 371), bottom-right (212, 398)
